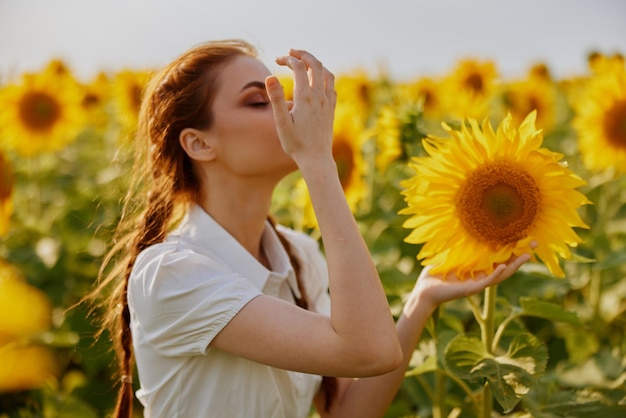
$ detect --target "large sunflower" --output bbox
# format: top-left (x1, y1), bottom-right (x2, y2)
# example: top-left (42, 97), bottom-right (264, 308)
top-left (0, 69), bottom-right (85, 156)
top-left (400, 111), bottom-right (590, 278)
top-left (572, 68), bottom-right (626, 173)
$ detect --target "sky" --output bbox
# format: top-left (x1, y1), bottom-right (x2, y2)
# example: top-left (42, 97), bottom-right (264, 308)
top-left (1, 0), bottom-right (625, 82)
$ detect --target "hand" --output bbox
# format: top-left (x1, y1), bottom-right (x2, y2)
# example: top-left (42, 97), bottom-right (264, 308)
top-left (265, 49), bottom-right (336, 164)
top-left (412, 252), bottom-right (532, 309)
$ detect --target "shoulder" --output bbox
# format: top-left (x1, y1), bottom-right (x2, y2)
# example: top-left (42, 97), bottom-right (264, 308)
top-left (129, 241), bottom-right (248, 310)
top-left (132, 241), bottom-right (231, 283)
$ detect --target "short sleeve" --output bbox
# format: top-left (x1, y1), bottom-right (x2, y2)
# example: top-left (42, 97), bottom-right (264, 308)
top-left (128, 244), bottom-right (262, 357)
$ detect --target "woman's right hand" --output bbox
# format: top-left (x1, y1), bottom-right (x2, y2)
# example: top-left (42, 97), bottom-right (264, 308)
top-left (265, 49), bottom-right (337, 167)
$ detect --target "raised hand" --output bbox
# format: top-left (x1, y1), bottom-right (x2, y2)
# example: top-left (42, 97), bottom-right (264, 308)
top-left (265, 49), bottom-right (336, 165)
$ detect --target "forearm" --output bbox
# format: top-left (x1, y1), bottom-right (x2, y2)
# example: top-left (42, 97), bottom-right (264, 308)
top-left (299, 157), bottom-right (400, 369)
top-left (324, 291), bottom-right (436, 417)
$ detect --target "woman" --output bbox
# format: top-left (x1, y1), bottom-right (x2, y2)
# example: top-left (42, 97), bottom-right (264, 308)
top-left (93, 39), bottom-right (531, 417)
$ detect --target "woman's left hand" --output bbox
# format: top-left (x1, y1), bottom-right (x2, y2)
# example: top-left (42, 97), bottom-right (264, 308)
top-left (412, 252), bottom-right (532, 310)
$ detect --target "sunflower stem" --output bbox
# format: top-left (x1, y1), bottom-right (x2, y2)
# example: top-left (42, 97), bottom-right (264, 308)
top-left (480, 285), bottom-right (497, 418)
top-left (467, 295), bottom-right (486, 326)
top-left (432, 370), bottom-right (446, 418)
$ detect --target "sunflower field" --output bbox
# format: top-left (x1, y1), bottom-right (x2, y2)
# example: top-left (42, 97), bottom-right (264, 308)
top-left (0, 51), bottom-right (625, 417)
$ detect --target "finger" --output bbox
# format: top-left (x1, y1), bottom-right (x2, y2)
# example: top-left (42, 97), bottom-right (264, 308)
top-left (290, 49), bottom-right (324, 90)
top-left (490, 253), bottom-right (531, 285)
top-left (265, 76), bottom-right (292, 132)
top-left (324, 68), bottom-right (337, 106)
top-left (276, 55), bottom-right (309, 94)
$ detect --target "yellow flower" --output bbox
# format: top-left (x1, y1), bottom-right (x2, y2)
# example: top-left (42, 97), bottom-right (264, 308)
top-left (335, 70), bottom-right (375, 123)
top-left (276, 73), bottom-right (294, 101)
top-left (400, 112), bottom-right (590, 278)
top-left (81, 71), bottom-right (112, 130)
top-left (441, 59), bottom-right (498, 120)
top-left (0, 262), bottom-right (52, 343)
top-left (0, 262), bottom-right (58, 392)
top-left (587, 51), bottom-right (624, 76)
top-left (333, 105), bottom-right (368, 212)
top-left (501, 77), bottom-right (557, 132)
top-left (527, 63), bottom-right (552, 83)
top-left (0, 345), bottom-right (59, 392)
top-left (292, 105), bottom-right (368, 230)
top-left (397, 76), bottom-right (445, 120)
top-left (373, 105), bottom-right (403, 171)
top-left (0, 68), bottom-right (85, 156)
top-left (573, 69), bottom-right (626, 173)
top-left (112, 69), bottom-right (153, 134)
top-left (0, 153), bottom-right (13, 236)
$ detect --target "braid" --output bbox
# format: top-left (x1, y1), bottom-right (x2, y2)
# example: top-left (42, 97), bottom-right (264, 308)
top-left (267, 217), bottom-right (338, 411)
top-left (268, 217), bottom-right (309, 310)
top-left (110, 188), bottom-right (176, 418)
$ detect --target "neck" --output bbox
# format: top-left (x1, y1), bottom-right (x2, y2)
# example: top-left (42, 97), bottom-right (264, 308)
top-left (196, 175), bottom-right (276, 260)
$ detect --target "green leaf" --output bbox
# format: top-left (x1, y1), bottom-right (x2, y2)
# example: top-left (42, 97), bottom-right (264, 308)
top-left (519, 297), bottom-right (581, 326)
top-left (444, 335), bottom-right (488, 379)
top-left (445, 333), bottom-right (548, 413)
top-left (405, 355), bottom-right (438, 377)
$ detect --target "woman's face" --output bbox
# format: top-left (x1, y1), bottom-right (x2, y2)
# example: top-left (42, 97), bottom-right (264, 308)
top-left (203, 55), bottom-right (297, 179)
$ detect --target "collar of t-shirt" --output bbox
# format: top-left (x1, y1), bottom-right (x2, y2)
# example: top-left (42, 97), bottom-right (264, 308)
top-left (172, 203), bottom-right (302, 300)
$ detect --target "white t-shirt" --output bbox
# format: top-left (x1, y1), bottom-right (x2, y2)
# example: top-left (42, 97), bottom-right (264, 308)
top-left (128, 204), bottom-right (331, 418)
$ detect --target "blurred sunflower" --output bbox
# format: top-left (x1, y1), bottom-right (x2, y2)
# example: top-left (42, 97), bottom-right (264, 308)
top-left (573, 68), bottom-right (626, 173)
top-left (397, 76), bottom-right (445, 120)
top-left (42, 58), bottom-right (72, 79)
top-left (373, 105), bottom-right (403, 172)
top-left (0, 262), bottom-right (59, 391)
top-left (587, 51), bottom-right (624, 76)
top-left (335, 70), bottom-right (375, 123)
top-left (276, 73), bottom-right (294, 101)
top-left (501, 77), bottom-right (557, 132)
top-left (112, 69), bottom-right (153, 134)
top-left (81, 71), bottom-right (112, 130)
top-left (0, 68), bottom-right (85, 156)
top-left (333, 106), bottom-right (369, 212)
top-left (292, 105), bottom-right (368, 230)
top-left (527, 62), bottom-right (552, 83)
top-left (0, 153), bottom-right (13, 236)
top-left (441, 58), bottom-right (498, 120)
top-left (400, 111), bottom-right (590, 278)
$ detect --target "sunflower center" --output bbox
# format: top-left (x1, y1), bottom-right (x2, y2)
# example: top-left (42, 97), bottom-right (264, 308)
top-left (333, 139), bottom-right (354, 189)
top-left (603, 99), bottom-right (626, 149)
top-left (464, 73), bottom-right (484, 94)
top-left (18, 91), bottom-right (61, 132)
top-left (456, 162), bottom-right (540, 246)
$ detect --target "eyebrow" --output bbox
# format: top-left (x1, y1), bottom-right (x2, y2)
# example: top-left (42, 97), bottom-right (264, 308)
top-left (240, 80), bottom-right (266, 92)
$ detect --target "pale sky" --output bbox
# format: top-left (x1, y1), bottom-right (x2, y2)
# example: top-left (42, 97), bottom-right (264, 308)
top-left (1, 0), bottom-right (625, 82)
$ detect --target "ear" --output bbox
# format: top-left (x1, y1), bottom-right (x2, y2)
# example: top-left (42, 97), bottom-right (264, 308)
top-left (179, 128), bottom-right (216, 162)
